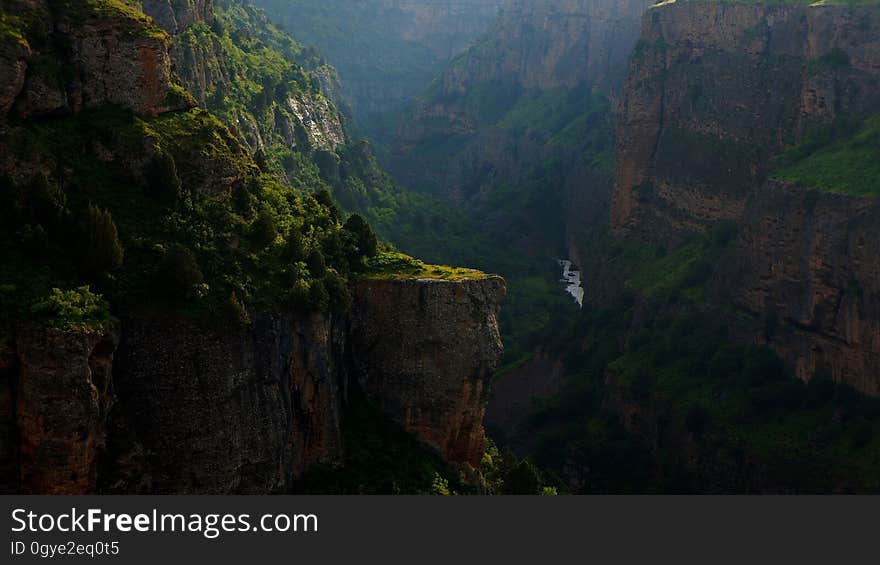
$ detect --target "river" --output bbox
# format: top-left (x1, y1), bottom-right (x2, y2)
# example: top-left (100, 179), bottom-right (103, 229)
top-left (558, 259), bottom-right (584, 307)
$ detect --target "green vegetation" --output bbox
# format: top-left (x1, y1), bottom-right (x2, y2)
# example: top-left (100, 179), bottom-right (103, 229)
top-left (506, 225), bottom-right (880, 492)
top-left (30, 286), bottom-right (114, 334)
top-left (773, 114), bottom-right (880, 196)
top-left (295, 388), bottom-right (557, 494)
top-left (359, 252), bottom-right (490, 282)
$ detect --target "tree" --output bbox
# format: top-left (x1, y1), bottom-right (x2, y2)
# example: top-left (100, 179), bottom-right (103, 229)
top-left (223, 291), bottom-right (250, 327)
top-left (156, 246), bottom-right (203, 300)
top-left (285, 228), bottom-right (306, 263)
top-left (81, 204), bottom-right (123, 274)
top-left (252, 209), bottom-right (278, 248)
top-left (343, 213), bottom-right (378, 258)
top-left (315, 189), bottom-right (339, 222)
top-left (145, 150), bottom-right (182, 206)
top-left (306, 249), bottom-right (326, 278)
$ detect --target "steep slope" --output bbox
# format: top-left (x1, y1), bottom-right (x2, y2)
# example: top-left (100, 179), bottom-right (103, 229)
top-left (394, 0), bottom-right (652, 203)
top-left (252, 0), bottom-right (503, 142)
top-left (0, 0), bottom-right (506, 494)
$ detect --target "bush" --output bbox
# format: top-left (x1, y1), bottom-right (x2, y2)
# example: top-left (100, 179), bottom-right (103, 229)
top-left (315, 189), bottom-right (339, 221)
top-left (252, 209), bottom-right (278, 248)
top-left (80, 204), bottom-right (124, 274)
top-left (155, 246), bottom-right (204, 300)
top-left (145, 150), bottom-right (182, 206)
top-left (31, 286), bottom-right (112, 333)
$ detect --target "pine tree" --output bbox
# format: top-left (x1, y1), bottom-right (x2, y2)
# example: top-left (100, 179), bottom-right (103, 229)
top-left (81, 204), bottom-right (123, 274)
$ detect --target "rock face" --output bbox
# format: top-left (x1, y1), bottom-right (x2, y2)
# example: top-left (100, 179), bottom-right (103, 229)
top-left (721, 180), bottom-right (880, 395)
top-left (161, 1), bottom-right (347, 153)
top-left (350, 277), bottom-right (505, 466)
top-left (105, 314), bottom-right (347, 494)
top-left (143, 0), bottom-right (215, 33)
top-left (431, 0), bottom-right (653, 98)
top-left (393, 0), bottom-right (651, 201)
top-left (612, 1), bottom-right (880, 242)
top-left (15, 328), bottom-right (117, 494)
top-left (1, 0), bottom-right (190, 121)
top-left (3, 277), bottom-right (505, 494)
top-left (611, 1), bottom-right (880, 394)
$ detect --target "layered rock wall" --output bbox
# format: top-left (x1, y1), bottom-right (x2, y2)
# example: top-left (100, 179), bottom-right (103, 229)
top-left (350, 277), bottom-right (505, 466)
top-left (612, 1), bottom-right (880, 242)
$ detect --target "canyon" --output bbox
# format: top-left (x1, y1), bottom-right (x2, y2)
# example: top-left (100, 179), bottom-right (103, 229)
top-left (1, 0), bottom-right (879, 495)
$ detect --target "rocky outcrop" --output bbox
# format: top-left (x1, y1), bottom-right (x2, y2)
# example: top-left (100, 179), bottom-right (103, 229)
top-left (143, 0), bottom-right (215, 33)
top-left (14, 327), bottom-right (117, 494)
top-left (720, 180), bottom-right (880, 395)
top-left (166, 1), bottom-right (346, 154)
top-left (612, 1), bottom-right (880, 242)
top-left (2, 0), bottom-right (191, 121)
top-left (350, 277), bottom-right (505, 466)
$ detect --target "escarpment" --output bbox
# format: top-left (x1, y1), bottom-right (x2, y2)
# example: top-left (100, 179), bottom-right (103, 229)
top-left (612, 0), bottom-right (880, 242)
top-left (611, 1), bottom-right (880, 394)
top-left (350, 277), bottom-right (505, 466)
top-left (721, 181), bottom-right (880, 396)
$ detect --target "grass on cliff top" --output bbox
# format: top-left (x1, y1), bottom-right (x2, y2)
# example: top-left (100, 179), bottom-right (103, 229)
top-left (57, 0), bottom-right (167, 39)
top-left (358, 252), bottom-right (492, 281)
top-left (773, 114), bottom-right (880, 197)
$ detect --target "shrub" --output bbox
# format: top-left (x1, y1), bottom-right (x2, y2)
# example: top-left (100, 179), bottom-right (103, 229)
top-left (252, 209), bottom-right (278, 248)
top-left (31, 286), bottom-right (112, 333)
top-left (155, 246), bottom-right (204, 300)
top-left (145, 150), bottom-right (182, 206)
top-left (80, 204), bottom-right (124, 274)
top-left (315, 189), bottom-right (339, 221)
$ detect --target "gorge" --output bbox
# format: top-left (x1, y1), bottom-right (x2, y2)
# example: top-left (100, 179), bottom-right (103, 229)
top-left (2, 0), bottom-right (880, 494)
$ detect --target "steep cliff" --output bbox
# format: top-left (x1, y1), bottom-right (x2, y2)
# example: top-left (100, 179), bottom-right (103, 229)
top-left (612, 0), bottom-right (880, 242)
top-left (0, 0), bottom-right (506, 494)
top-left (608, 0), bottom-right (880, 395)
top-left (350, 277), bottom-right (505, 466)
top-left (721, 180), bottom-right (880, 395)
